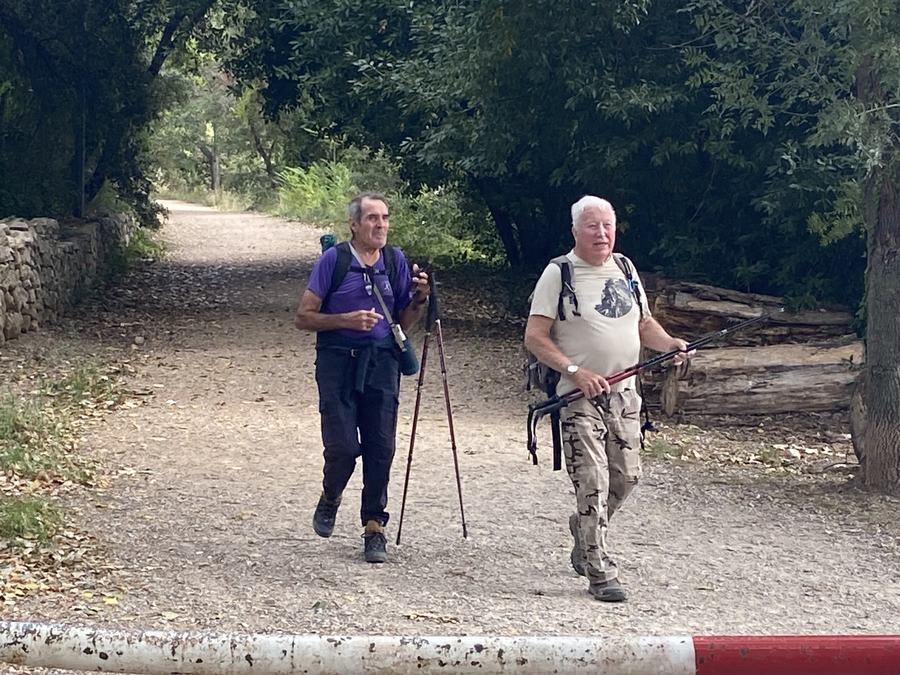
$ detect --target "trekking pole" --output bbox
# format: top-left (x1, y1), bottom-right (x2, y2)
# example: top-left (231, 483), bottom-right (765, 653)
top-left (527, 312), bottom-right (773, 464)
top-left (395, 282), bottom-right (437, 546)
top-left (558, 313), bottom-right (770, 409)
top-left (431, 273), bottom-right (468, 539)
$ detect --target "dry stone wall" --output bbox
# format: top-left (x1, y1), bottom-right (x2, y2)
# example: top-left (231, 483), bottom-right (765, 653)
top-left (0, 214), bottom-right (135, 345)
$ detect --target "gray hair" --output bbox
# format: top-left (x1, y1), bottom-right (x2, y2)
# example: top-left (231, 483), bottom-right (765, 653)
top-left (348, 192), bottom-right (388, 224)
top-left (571, 195), bottom-right (616, 228)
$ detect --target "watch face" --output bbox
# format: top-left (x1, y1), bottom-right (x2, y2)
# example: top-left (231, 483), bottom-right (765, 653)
top-left (567, 365), bottom-right (578, 374)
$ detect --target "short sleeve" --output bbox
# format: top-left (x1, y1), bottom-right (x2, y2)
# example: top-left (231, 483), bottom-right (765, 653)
top-left (307, 246), bottom-right (337, 300)
top-left (529, 263), bottom-right (563, 319)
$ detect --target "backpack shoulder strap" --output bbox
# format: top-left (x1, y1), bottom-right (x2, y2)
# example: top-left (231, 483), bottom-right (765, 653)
top-left (323, 241), bottom-right (353, 306)
top-left (613, 253), bottom-right (654, 444)
top-left (613, 253), bottom-right (644, 321)
top-left (382, 245), bottom-right (399, 296)
top-left (550, 255), bottom-right (578, 321)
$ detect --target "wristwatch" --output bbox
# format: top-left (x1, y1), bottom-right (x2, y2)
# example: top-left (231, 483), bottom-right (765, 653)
top-left (566, 364), bottom-right (580, 375)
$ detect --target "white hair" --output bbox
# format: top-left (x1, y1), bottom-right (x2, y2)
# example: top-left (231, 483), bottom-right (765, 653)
top-left (571, 196), bottom-right (616, 228)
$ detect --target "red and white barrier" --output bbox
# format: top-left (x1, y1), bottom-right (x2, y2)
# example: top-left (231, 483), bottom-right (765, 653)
top-left (1, 621), bottom-right (899, 674)
top-left (693, 636), bottom-right (900, 675)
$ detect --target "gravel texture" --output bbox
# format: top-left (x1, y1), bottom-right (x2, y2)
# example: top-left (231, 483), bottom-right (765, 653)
top-left (3, 201), bottom-right (900, 673)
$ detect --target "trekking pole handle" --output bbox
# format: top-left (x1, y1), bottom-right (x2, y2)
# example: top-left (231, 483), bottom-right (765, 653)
top-left (425, 272), bottom-right (439, 327)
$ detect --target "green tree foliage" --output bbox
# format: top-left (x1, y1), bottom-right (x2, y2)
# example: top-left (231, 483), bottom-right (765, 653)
top-left (149, 65), bottom-right (292, 206)
top-left (0, 0), bottom-right (221, 223)
top-left (277, 161), bottom-right (355, 226)
top-left (685, 0), bottom-right (900, 490)
top-left (276, 151), bottom-right (501, 264)
top-left (217, 0), bottom-right (863, 307)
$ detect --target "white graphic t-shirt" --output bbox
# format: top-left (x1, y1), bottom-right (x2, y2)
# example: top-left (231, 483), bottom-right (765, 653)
top-left (529, 251), bottom-right (651, 393)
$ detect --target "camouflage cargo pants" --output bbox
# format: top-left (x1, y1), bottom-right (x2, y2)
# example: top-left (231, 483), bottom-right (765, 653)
top-left (562, 390), bottom-right (642, 585)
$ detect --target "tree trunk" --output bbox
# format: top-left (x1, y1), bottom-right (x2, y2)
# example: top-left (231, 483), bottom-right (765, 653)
top-left (488, 204), bottom-right (520, 267)
top-left (654, 341), bottom-right (864, 416)
top-left (470, 176), bottom-right (521, 267)
top-left (850, 369), bottom-right (867, 469)
top-left (863, 161), bottom-right (900, 493)
top-left (197, 142), bottom-right (220, 194)
top-left (248, 116), bottom-right (278, 187)
top-left (211, 153), bottom-right (221, 195)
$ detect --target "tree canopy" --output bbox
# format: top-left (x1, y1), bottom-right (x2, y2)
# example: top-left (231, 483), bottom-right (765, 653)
top-left (211, 0), bottom-right (865, 307)
top-left (685, 0), bottom-right (900, 491)
top-left (0, 0), bottom-right (224, 223)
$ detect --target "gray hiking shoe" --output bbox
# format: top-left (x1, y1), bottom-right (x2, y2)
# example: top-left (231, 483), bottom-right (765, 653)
top-left (589, 578), bottom-right (626, 603)
top-left (364, 531), bottom-right (387, 563)
top-left (569, 513), bottom-right (586, 577)
top-left (313, 494), bottom-right (341, 538)
top-left (363, 521), bottom-right (388, 563)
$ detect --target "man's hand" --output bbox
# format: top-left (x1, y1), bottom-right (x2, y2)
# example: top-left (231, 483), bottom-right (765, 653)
top-left (671, 338), bottom-right (696, 365)
top-left (411, 264), bottom-right (429, 305)
top-left (572, 367), bottom-right (611, 399)
top-left (343, 309), bottom-right (383, 331)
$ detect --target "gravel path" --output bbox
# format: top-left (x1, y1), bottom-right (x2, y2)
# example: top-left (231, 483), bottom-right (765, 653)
top-left (4, 201), bottom-right (900, 673)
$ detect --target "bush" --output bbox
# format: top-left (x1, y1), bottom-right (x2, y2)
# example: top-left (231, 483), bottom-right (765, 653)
top-left (276, 149), bottom-right (504, 266)
top-left (389, 187), bottom-right (501, 266)
top-left (337, 146), bottom-right (404, 196)
top-left (105, 226), bottom-right (166, 279)
top-left (277, 162), bottom-right (354, 228)
top-left (0, 496), bottom-right (63, 543)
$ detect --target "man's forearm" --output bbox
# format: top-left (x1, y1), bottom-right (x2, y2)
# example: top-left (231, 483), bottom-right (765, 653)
top-left (639, 316), bottom-right (678, 352)
top-left (524, 332), bottom-right (574, 374)
top-left (295, 311), bottom-right (348, 332)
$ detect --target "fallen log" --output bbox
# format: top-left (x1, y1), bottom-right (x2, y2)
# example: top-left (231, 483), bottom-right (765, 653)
top-left (657, 341), bottom-right (864, 416)
top-left (652, 282), bottom-right (855, 346)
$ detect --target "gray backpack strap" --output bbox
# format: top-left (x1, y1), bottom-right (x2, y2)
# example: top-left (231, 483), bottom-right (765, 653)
top-left (613, 253), bottom-right (644, 321)
top-left (551, 255), bottom-right (579, 320)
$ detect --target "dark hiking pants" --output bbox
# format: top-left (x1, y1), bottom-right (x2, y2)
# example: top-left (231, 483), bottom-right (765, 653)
top-left (315, 337), bottom-right (400, 527)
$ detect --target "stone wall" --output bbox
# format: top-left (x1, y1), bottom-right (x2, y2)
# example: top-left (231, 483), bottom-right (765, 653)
top-left (0, 214), bottom-right (136, 345)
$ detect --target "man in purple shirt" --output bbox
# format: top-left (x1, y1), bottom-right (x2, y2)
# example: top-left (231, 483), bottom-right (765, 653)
top-left (295, 192), bottom-right (429, 562)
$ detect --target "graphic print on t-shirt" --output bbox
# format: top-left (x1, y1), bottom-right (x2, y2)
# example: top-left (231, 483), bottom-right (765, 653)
top-left (594, 279), bottom-right (634, 318)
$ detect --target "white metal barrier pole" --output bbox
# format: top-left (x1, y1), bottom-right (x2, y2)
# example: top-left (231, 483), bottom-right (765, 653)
top-left (0, 621), bottom-right (695, 675)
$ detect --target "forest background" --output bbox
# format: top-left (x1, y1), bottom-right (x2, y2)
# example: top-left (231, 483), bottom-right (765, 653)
top-left (1, 0), bottom-right (898, 493)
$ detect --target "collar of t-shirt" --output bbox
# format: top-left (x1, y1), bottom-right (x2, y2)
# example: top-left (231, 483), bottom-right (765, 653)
top-left (568, 249), bottom-right (615, 268)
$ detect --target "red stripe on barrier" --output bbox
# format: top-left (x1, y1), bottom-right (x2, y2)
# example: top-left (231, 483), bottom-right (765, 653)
top-left (694, 636), bottom-right (900, 675)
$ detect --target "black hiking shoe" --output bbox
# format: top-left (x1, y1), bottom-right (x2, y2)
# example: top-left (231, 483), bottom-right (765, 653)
top-left (313, 494), bottom-right (340, 538)
top-left (569, 513), bottom-right (586, 577)
top-left (589, 578), bottom-right (626, 603)
top-left (363, 526), bottom-right (387, 563)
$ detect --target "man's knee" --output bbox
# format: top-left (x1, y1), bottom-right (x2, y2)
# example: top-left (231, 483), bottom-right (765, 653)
top-left (607, 469), bottom-right (639, 516)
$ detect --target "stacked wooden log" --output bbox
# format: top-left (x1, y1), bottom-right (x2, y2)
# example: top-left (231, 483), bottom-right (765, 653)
top-left (643, 281), bottom-right (863, 416)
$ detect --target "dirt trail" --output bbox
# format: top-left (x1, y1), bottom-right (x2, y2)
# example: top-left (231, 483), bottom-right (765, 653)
top-left (4, 201), bottom-right (900, 670)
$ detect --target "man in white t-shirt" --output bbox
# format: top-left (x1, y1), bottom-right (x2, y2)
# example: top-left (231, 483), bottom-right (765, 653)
top-left (524, 195), bottom-right (692, 602)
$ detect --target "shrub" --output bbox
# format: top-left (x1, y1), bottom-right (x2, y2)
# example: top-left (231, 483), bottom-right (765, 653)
top-left (277, 162), bottom-right (354, 228)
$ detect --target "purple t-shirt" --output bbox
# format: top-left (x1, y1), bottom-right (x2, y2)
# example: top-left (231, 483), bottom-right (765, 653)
top-left (307, 245), bottom-right (413, 340)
